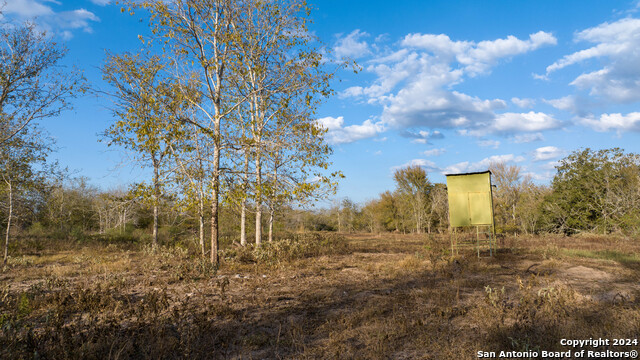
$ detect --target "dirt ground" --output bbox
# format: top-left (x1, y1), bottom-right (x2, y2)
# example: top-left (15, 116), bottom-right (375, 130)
top-left (1, 233), bottom-right (639, 359)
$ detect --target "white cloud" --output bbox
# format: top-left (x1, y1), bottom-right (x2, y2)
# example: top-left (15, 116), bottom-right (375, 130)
top-left (89, 0), bottom-right (111, 5)
top-left (391, 158), bottom-right (439, 173)
top-left (459, 111), bottom-right (562, 136)
top-left (317, 116), bottom-right (343, 131)
top-left (2, 1), bottom-right (99, 38)
top-left (511, 132), bottom-right (544, 143)
top-left (402, 31), bottom-right (556, 75)
top-left (545, 18), bottom-right (640, 103)
top-left (400, 129), bottom-right (444, 144)
top-left (544, 95), bottom-right (578, 112)
top-left (477, 139), bottom-right (500, 149)
top-left (3, 0), bottom-right (53, 17)
top-left (523, 171), bottom-right (553, 181)
top-left (443, 154), bottom-right (525, 174)
top-left (317, 116), bottom-right (385, 145)
top-left (532, 146), bottom-right (564, 161)
top-left (423, 148), bottom-right (446, 157)
top-left (54, 9), bottom-right (99, 33)
top-left (579, 112), bottom-right (640, 132)
top-left (492, 111), bottom-right (561, 133)
top-left (541, 160), bottom-right (561, 170)
top-left (334, 29), bottom-right (370, 59)
top-left (511, 97), bottom-right (535, 108)
top-left (341, 30), bottom-right (556, 137)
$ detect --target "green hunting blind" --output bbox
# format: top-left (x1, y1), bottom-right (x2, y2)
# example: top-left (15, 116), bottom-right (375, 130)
top-left (445, 171), bottom-right (496, 257)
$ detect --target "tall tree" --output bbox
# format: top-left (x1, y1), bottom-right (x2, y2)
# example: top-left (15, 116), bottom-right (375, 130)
top-left (230, 0), bottom-right (336, 245)
top-left (136, 0), bottom-right (245, 265)
top-left (102, 53), bottom-right (185, 247)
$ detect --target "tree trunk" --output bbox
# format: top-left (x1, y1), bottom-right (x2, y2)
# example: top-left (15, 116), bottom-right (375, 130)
top-left (269, 156), bottom-right (278, 243)
top-left (240, 200), bottom-right (247, 246)
top-left (211, 139), bottom-right (220, 266)
top-left (255, 151), bottom-right (262, 246)
top-left (3, 181), bottom-right (12, 265)
top-left (153, 160), bottom-right (159, 247)
top-left (240, 143), bottom-right (249, 246)
top-left (268, 209), bottom-right (274, 242)
top-left (151, 203), bottom-right (157, 242)
top-left (199, 197), bottom-right (205, 257)
top-left (211, 186), bottom-right (219, 266)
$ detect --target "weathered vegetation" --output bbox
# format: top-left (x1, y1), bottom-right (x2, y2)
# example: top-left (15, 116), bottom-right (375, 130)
top-left (1, 233), bottom-right (639, 359)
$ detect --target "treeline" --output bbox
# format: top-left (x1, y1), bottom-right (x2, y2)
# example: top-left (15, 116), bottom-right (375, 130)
top-left (0, 175), bottom-right (318, 246)
top-left (304, 148), bottom-right (640, 236)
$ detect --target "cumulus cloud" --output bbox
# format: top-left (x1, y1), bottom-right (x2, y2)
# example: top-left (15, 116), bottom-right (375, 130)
top-left (2, 0), bottom-right (99, 38)
top-left (402, 31), bottom-right (556, 75)
top-left (423, 148), bottom-right (446, 157)
top-left (492, 112), bottom-right (561, 133)
top-left (400, 129), bottom-right (444, 144)
top-left (459, 111), bottom-right (562, 136)
top-left (4, 0), bottom-right (53, 17)
top-left (523, 171), bottom-right (554, 181)
top-left (541, 160), bottom-right (561, 170)
top-left (340, 30), bottom-right (556, 138)
top-left (391, 159), bottom-right (439, 173)
top-left (334, 29), bottom-right (370, 59)
top-left (532, 146), bottom-right (564, 161)
top-left (54, 9), bottom-right (99, 33)
top-left (545, 18), bottom-right (640, 103)
top-left (510, 132), bottom-right (544, 143)
top-left (317, 116), bottom-right (385, 145)
top-left (443, 154), bottom-right (525, 174)
top-left (477, 139), bottom-right (500, 149)
top-left (511, 97), bottom-right (535, 108)
top-left (579, 112), bottom-right (640, 132)
top-left (544, 95), bottom-right (579, 112)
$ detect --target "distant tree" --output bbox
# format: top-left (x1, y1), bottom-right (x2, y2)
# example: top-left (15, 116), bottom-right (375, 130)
top-left (544, 148), bottom-right (640, 234)
top-left (429, 183), bottom-right (448, 233)
top-left (489, 162), bottom-right (528, 233)
top-left (393, 165), bottom-right (432, 233)
top-left (378, 191), bottom-right (400, 232)
top-left (517, 182), bottom-right (549, 234)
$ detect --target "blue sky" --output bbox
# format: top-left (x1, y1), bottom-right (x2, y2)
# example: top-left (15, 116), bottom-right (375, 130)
top-left (5, 0), bottom-right (640, 204)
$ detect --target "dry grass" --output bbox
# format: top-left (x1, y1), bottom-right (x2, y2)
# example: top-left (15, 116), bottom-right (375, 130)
top-left (1, 232), bottom-right (639, 359)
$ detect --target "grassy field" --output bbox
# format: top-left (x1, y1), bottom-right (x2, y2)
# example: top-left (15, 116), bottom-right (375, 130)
top-left (1, 232), bottom-right (639, 359)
